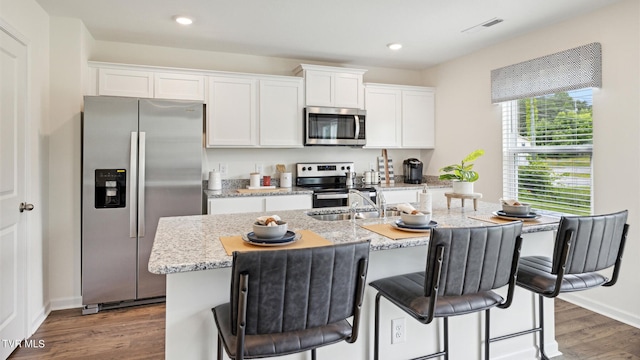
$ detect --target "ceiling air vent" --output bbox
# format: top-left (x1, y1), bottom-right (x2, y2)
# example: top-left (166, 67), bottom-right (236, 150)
top-left (461, 17), bottom-right (504, 34)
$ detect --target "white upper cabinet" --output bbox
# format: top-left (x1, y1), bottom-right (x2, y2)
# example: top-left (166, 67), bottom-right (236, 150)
top-left (207, 76), bottom-right (257, 147)
top-left (364, 86), bottom-right (402, 148)
top-left (295, 64), bottom-right (367, 109)
top-left (206, 74), bottom-right (304, 148)
top-left (259, 78), bottom-right (304, 147)
top-left (402, 89), bottom-right (435, 148)
top-left (154, 72), bottom-right (205, 101)
top-left (97, 68), bottom-right (154, 98)
top-left (89, 62), bottom-right (205, 100)
top-left (365, 83), bottom-right (435, 149)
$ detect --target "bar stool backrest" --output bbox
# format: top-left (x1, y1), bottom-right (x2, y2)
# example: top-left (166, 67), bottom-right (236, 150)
top-left (552, 210), bottom-right (628, 275)
top-left (229, 242), bottom-right (370, 336)
top-left (424, 223), bottom-right (523, 297)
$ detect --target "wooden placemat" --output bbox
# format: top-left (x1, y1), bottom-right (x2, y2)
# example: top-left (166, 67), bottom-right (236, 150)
top-left (468, 214), bottom-right (560, 226)
top-left (220, 229), bottom-right (333, 255)
top-left (360, 223), bottom-right (430, 240)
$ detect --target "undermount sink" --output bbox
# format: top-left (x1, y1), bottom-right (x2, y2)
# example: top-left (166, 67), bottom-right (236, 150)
top-left (307, 210), bottom-right (401, 221)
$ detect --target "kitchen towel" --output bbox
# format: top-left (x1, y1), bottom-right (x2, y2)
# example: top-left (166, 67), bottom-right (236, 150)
top-left (360, 223), bottom-right (430, 240)
top-left (467, 214), bottom-right (559, 226)
top-left (219, 229), bottom-right (333, 255)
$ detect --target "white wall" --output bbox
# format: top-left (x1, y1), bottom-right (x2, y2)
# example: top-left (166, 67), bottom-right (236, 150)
top-left (48, 17), bottom-right (94, 309)
top-left (0, 0), bottom-right (50, 335)
top-left (422, 0), bottom-right (640, 327)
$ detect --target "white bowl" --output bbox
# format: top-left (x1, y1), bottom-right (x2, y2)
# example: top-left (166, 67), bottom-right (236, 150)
top-left (252, 221), bottom-right (287, 239)
top-left (501, 203), bottom-right (531, 215)
top-left (401, 212), bottom-right (432, 226)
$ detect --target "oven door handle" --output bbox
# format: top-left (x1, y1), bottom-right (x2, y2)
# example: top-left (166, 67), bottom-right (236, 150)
top-left (315, 193), bottom-right (349, 200)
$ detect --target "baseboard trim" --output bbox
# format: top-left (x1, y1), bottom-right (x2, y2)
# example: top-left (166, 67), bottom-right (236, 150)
top-left (28, 304), bottom-right (50, 337)
top-left (560, 293), bottom-right (640, 329)
top-left (49, 296), bottom-right (82, 311)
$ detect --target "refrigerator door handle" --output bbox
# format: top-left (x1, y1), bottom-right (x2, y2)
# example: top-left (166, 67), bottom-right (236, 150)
top-left (129, 132), bottom-right (138, 238)
top-left (138, 132), bottom-right (146, 237)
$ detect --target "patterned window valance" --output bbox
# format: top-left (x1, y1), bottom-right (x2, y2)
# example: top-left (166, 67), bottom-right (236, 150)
top-left (491, 42), bottom-right (602, 103)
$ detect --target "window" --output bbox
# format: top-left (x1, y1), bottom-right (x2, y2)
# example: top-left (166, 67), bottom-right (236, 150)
top-left (501, 89), bottom-right (593, 215)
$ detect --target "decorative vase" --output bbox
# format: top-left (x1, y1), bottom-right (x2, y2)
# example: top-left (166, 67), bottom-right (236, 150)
top-left (452, 181), bottom-right (474, 194)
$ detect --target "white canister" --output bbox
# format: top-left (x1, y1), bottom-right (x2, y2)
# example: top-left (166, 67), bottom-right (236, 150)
top-left (363, 171), bottom-right (373, 185)
top-left (249, 172), bottom-right (261, 187)
top-left (280, 172), bottom-right (292, 188)
top-left (373, 171), bottom-right (380, 184)
top-left (208, 170), bottom-right (222, 190)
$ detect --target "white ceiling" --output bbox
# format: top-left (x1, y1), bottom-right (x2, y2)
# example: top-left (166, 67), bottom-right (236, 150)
top-left (35, 0), bottom-right (621, 70)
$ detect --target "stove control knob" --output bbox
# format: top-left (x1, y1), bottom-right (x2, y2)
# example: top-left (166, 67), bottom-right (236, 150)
top-left (346, 166), bottom-right (351, 170)
top-left (341, 166), bottom-right (345, 170)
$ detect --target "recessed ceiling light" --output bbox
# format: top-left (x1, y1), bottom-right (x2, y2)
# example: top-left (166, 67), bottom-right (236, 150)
top-left (174, 16), bottom-right (194, 25)
top-left (387, 43), bottom-right (402, 51)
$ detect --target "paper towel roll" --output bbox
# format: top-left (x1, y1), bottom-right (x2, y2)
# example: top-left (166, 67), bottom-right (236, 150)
top-left (208, 170), bottom-right (222, 190)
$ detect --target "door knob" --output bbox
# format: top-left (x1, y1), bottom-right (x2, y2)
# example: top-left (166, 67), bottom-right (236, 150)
top-left (19, 202), bottom-right (34, 212)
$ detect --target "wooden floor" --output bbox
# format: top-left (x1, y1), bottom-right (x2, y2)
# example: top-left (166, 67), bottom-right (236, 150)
top-left (8, 299), bottom-right (640, 359)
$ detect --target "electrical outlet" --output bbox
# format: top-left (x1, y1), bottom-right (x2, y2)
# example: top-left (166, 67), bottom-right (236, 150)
top-left (219, 163), bottom-right (228, 177)
top-left (391, 318), bottom-right (406, 344)
top-left (255, 163), bottom-right (264, 174)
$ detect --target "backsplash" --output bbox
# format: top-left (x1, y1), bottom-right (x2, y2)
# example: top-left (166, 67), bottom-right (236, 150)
top-left (204, 175), bottom-right (448, 190)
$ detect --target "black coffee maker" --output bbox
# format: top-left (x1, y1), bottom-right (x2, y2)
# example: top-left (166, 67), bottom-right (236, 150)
top-left (403, 158), bottom-right (424, 184)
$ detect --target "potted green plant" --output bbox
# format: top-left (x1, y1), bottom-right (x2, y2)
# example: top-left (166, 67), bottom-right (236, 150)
top-left (439, 149), bottom-right (485, 194)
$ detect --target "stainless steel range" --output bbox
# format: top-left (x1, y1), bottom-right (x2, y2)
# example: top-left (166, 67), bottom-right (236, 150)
top-left (296, 162), bottom-right (377, 208)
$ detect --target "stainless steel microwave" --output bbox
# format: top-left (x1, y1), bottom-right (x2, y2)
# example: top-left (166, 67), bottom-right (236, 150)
top-left (305, 107), bottom-right (366, 146)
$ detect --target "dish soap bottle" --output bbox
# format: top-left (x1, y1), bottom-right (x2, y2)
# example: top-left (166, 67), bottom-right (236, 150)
top-left (419, 185), bottom-right (432, 214)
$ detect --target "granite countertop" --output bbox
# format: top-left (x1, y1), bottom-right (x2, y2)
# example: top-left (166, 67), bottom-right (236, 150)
top-left (149, 195), bottom-right (559, 275)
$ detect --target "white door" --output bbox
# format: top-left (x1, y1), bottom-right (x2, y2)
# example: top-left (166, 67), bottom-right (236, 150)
top-left (0, 26), bottom-right (28, 359)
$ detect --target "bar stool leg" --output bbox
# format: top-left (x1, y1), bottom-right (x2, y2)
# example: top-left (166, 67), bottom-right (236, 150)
top-left (538, 295), bottom-right (550, 360)
top-left (485, 309), bottom-right (490, 360)
top-left (374, 293), bottom-right (381, 360)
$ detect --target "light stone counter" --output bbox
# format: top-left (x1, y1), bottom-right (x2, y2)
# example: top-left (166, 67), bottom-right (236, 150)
top-left (149, 194), bottom-right (557, 274)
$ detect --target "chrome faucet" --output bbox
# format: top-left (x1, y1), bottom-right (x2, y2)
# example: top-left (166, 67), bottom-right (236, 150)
top-left (348, 189), bottom-right (383, 217)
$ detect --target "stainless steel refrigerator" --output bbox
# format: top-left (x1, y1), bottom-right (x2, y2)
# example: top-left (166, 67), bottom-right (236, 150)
top-left (81, 96), bottom-right (203, 314)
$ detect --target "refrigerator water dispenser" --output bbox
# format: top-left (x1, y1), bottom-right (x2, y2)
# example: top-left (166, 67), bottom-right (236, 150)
top-left (95, 169), bottom-right (126, 208)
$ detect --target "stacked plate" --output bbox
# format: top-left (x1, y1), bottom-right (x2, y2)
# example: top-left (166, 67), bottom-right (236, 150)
top-left (391, 219), bottom-right (438, 233)
top-left (492, 211), bottom-right (541, 221)
top-left (242, 231), bottom-right (301, 246)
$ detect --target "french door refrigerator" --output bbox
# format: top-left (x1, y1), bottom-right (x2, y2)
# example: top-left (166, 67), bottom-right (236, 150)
top-left (81, 96), bottom-right (203, 314)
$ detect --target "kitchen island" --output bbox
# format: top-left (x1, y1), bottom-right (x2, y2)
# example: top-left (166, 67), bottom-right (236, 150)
top-left (149, 192), bottom-right (561, 360)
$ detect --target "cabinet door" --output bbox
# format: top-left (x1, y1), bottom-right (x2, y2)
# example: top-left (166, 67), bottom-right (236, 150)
top-left (207, 76), bottom-right (257, 147)
top-left (382, 189), bottom-right (419, 204)
top-left (154, 73), bottom-right (205, 101)
top-left (304, 70), bottom-right (333, 107)
top-left (334, 72), bottom-right (362, 109)
top-left (365, 86), bottom-right (402, 148)
top-left (208, 197), bottom-right (264, 215)
top-left (265, 195), bottom-right (312, 211)
top-left (402, 90), bottom-right (435, 148)
top-left (259, 78), bottom-right (304, 147)
top-left (98, 68), bottom-right (153, 98)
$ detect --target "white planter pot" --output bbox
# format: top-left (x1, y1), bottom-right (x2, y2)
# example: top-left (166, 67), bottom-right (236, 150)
top-left (452, 181), bottom-right (474, 194)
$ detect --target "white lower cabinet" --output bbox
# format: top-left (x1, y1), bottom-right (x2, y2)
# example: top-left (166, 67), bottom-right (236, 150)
top-left (208, 194), bottom-right (312, 215)
top-left (381, 189), bottom-right (420, 204)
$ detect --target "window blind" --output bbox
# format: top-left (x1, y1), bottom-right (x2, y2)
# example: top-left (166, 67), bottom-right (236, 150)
top-left (501, 89), bottom-right (593, 215)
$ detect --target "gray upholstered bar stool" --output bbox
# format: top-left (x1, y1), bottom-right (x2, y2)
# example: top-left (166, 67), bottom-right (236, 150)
top-left (370, 222), bottom-right (523, 360)
top-left (212, 241), bottom-right (370, 360)
top-left (490, 210), bottom-right (629, 359)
